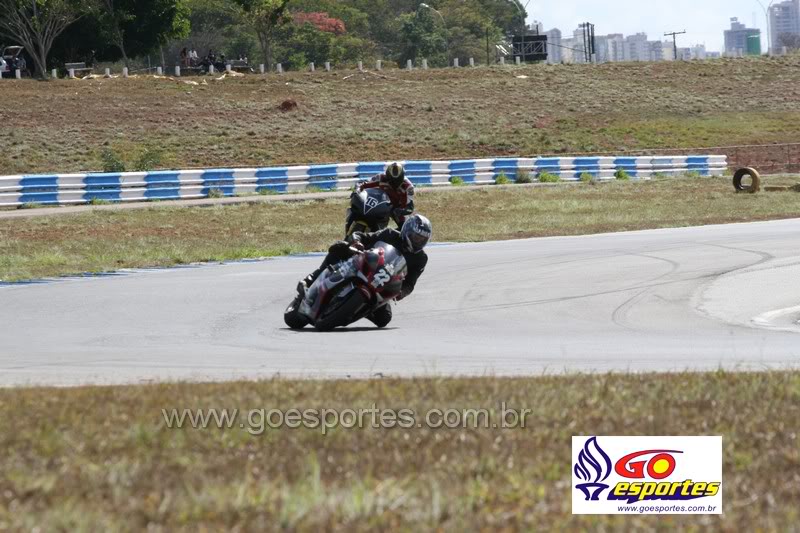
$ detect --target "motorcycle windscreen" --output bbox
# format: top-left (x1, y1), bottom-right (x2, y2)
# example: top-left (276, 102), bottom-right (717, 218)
top-left (353, 188), bottom-right (392, 228)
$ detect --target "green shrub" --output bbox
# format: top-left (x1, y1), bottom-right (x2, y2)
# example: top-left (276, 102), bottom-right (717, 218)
top-left (133, 147), bottom-right (163, 172)
top-left (449, 176), bottom-right (465, 186)
top-left (18, 202), bottom-right (43, 210)
top-left (538, 171), bottom-right (560, 183)
top-left (515, 169), bottom-right (533, 184)
top-left (207, 188), bottom-right (225, 198)
top-left (580, 172), bottom-right (594, 182)
top-left (615, 168), bottom-right (631, 181)
top-left (685, 170), bottom-right (702, 178)
top-left (88, 197), bottom-right (112, 205)
top-left (101, 148), bottom-right (126, 173)
top-left (494, 172), bottom-right (511, 185)
top-left (259, 188), bottom-right (279, 195)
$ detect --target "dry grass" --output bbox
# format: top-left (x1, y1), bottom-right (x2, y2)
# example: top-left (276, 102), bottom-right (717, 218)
top-left (2, 175), bottom-right (800, 281)
top-left (1, 371), bottom-right (798, 530)
top-left (2, 57), bottom-right (800, 175)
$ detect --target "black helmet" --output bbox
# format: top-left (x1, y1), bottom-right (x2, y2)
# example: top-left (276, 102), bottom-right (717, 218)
top-left (385, 162), bottom-right (406, 188)
top-left (400, 214), bottom-right (432, 254)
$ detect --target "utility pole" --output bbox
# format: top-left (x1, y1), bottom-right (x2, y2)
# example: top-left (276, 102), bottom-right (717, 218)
top-left (519, 5), bottom-right (526, 62)
top-left (580, 22), bottom-right (596, 62)
top-left (664, 30), bottom-right (687, 60)
top-left (756, 0), bottom-right (776, 55)
top-left (486, 26), bottom-right (491, 66)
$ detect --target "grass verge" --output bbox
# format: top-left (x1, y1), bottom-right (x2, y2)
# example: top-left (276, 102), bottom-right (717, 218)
top-left (2, 176), bottom-right (800, 281)
top-left (1, 371), bottom-right (798, 529)
top-left (1, 57), bottom-right (800, 175)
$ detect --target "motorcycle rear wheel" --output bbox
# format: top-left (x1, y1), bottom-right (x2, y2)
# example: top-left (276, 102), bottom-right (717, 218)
top-left (314, 288), bottom-right (368, 331)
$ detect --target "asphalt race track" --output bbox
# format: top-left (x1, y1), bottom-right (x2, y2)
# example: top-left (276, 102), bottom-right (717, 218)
top-left (2, 219), bottom-right (800, 386)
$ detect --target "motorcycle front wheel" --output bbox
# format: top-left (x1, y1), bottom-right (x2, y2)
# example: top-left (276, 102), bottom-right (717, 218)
top-left (314, 288), bottom-right (368, 331)
top-left (284, 298), bottom-right (310, 330)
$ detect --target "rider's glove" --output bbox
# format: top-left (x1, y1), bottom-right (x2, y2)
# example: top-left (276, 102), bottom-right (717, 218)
top-left (346, 232), bottom-right (365, 246)
top-left (392, 207), bottom-right (411, 221)
top-left (329, 241), bottom-right (354, 259)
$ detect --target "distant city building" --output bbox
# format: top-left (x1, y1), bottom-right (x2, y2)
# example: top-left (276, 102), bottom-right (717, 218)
top-left (690, 44), bottom-right (707, 59)
top-left (573, 27), bottom-right (590, 62)
top-left (624, 32), bottom-right (650, 61)
top-left (769, 0), bottom-right (800, 52)
top-left (560, 35), bottom-right (581, 63)
top-left (661, 43), bottom-right (703, 61)
top-left (535, 24), bottom-right (720, 64)
top-left (724, 17), bottom-right (761, 56)
top-left (659, 41), bottom-right (677, 61)
top-left (593, 34), bottom-right (611, 62)
top-left (650, 40), bottom-right (668, 61)
top-left (544, 28), bottom-right (562, 63)
top-left (601, 34), bottom-right (625, 62)
top-left (620, 33), bottom-right (668, 61)
top-left (561, 36), bottom-right (580, 63)
top-left (528, 20), bottom-right (544, 34)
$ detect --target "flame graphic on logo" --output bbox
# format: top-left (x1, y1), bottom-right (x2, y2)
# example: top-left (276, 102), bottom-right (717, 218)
top-left (574, 437), bottom-right (612, 501)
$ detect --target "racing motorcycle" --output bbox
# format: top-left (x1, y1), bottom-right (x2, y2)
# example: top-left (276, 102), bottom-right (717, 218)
top-left (345, 187), bottom-right (393, 237)
top-left (284, 243), bottom-right (408, 331)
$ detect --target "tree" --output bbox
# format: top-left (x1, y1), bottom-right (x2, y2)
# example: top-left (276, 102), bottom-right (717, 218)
top-left (100, 0), bottom-right (132, 65)
top-left (162, 0), bottom-right (526, 68)
top-left (292, 12), bottom-right (346, 35)
top-left (777, 33), bottom-right (800, 52)
top-left (50, 0), bottom-right (190, 66)
top-left (396, 7), bottom-right (448, 66)
top-left (171, 0), bottom-right (252, 62)
top-left (0, 0), bottom-right (92, 78)
top-left (98, 0), bottom-right (189, 66)
top-left (289, 0), bottom-right (370, 36)
top-left (274, 15), bottom-right (371, 69)
top-left (232, 0), bottom-right (290, 70)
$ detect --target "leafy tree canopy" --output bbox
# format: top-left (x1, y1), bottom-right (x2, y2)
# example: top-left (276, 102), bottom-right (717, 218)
top-left (5, 0), bottom-right (527, 69)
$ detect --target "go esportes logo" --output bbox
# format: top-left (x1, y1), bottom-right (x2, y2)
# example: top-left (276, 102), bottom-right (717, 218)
top-left (572, 436), bottom-right (722, 515)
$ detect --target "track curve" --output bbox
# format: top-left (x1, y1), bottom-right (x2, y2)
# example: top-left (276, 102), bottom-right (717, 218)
top-left (2, 219), bottom-right (800, 386)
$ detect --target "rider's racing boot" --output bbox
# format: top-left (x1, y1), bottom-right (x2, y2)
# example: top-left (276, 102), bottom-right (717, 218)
top-left (291, 270), bottom-right (320, 308)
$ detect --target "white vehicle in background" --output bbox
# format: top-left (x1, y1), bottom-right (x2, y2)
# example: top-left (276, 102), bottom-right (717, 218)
top-left (1, 46), bottom-right (28, 77)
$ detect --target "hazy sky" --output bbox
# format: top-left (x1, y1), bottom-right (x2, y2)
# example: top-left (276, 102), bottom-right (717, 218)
top-left (527, 0), bottom-right (772, 52)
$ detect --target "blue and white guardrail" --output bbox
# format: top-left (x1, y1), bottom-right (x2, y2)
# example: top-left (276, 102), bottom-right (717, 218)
top-left (0, 155), bottom-right (727, 207)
